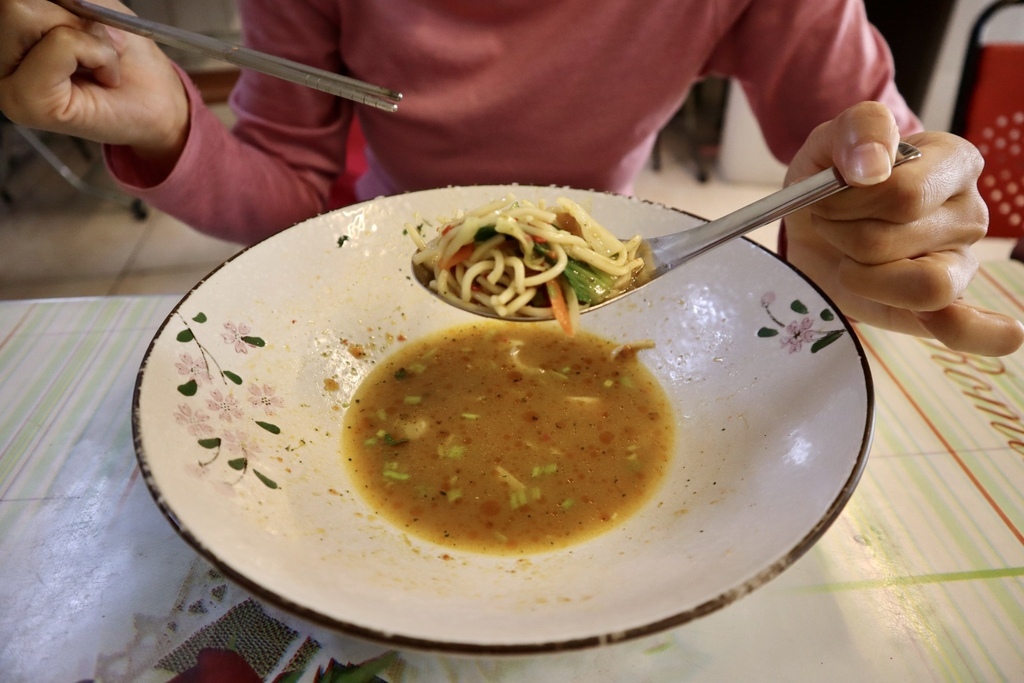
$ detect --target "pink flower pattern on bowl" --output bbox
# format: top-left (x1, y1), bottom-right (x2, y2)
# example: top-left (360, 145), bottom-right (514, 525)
top-left (758, 292), bottom-right (845, 354)
top-left (169, 312), bottom-right (282, 489)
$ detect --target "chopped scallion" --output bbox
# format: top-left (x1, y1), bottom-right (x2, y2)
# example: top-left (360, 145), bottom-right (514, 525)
top-left (439, 444), bottom-right (466, 459)
top-left (376, 431), bottom-right (408, 446)
top-left (531, 463), bottom-right (558, 477)
top-left (509, 489), bottom-right (529, 509)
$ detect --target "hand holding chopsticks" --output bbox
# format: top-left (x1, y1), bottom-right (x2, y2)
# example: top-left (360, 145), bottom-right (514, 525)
top-left (48, 0), bottom-right (402, 112)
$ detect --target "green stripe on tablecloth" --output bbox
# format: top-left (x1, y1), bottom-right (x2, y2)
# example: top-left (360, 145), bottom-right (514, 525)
top-left (845, 261), bottom-right (1024, 682)
top-left (0, 300), bottom-right (123, 496)
top-left (0, 298), bottom-right (170, 502)
top-left (0, 302), bottom-right (62, 388)
top-left (834, 480), bottom-right (1024, 682)
top-left (797, 566), bottom-right (1024, 592)
top-left (865, 331), bottom-right (1024, 537)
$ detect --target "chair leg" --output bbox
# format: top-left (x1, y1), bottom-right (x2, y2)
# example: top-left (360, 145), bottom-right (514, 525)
top-left (1011, 238), bottom-right (1024, 263)
top-left (12, 125), bottom-right (148, 220)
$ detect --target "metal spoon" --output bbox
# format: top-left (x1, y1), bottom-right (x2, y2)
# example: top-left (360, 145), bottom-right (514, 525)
top-left (414, 141), bottom-right (922, 321)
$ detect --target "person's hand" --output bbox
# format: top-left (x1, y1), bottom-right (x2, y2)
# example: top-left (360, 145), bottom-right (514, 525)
top-left (0, 0), bottom-right (189, 174)
top-left (783, 101), bottom-right (1024, 357)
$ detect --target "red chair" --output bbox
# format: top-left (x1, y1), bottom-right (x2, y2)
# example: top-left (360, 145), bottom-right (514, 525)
top-left (951, 0), bottom-right (1024, 240)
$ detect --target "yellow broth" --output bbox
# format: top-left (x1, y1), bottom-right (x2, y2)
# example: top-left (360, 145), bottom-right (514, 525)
top-left (341, 323), bottom-right (674, 554)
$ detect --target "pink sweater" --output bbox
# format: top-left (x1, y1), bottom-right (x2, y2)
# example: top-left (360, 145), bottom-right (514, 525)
top-left (106, 0), bottom-right (919, 245)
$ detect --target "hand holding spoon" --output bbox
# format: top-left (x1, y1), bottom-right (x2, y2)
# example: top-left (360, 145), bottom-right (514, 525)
top-left (413, 141), bottom-right (922, 322)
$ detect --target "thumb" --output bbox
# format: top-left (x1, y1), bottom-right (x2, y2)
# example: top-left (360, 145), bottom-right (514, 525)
top-left (788, 102), bottom-right (901, 188)
top-left (832, 102), bottom-right (902, 187)
top-left (840, 139), bottom-right (893, 187)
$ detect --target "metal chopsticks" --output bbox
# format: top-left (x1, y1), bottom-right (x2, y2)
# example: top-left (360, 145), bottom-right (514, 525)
top-left (49, 0), bottom-right (402, 112)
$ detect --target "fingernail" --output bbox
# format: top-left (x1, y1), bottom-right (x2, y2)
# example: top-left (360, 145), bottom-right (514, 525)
top-left (105, 26), bottom-right (129, 53)
top-left (847, 142), bottom-right (892, 185)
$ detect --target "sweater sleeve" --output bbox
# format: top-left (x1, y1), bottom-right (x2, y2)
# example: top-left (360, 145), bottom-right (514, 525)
top-left (705, 0), bottom-right (922, 164)
top-left (104, 0), bottom-right (352, 245)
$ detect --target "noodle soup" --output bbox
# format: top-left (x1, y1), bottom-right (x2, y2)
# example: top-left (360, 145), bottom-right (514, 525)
top-left (342, 322), bottom-right (674, 554)
top-left (409, 195), bottom-right (649, 335)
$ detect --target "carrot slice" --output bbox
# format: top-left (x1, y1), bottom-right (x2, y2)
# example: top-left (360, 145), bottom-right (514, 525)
top-left (439, 244), bottom-right (475, 271)
top-left (546, 280), bottom-right (574, 336)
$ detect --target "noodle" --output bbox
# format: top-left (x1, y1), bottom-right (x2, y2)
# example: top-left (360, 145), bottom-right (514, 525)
top-left (410, 194), bottom-right (647, 334)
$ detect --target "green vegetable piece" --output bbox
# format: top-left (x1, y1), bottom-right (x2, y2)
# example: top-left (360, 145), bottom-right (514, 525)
top-left (509, 489), bottom-right (528, 509)
top-left (474, 224), bottom-right (499, 242)
top-left (534, 244), bottom-right (616, 304)
top-left (560, 259), bottom-right (616, 304)
top-left (382, 432), bottom-right (408, 446)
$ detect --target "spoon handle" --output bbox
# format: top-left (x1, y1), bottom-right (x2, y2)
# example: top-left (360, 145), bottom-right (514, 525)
top-left (659, 141), bottom-right (922, 269)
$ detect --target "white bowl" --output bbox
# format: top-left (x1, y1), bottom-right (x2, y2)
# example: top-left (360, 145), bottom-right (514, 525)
top-left (133, 185), bottom-right (873, 654)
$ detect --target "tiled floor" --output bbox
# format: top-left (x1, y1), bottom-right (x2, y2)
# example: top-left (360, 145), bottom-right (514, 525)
top-left (0, 115), bottom-right (1012, 301)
